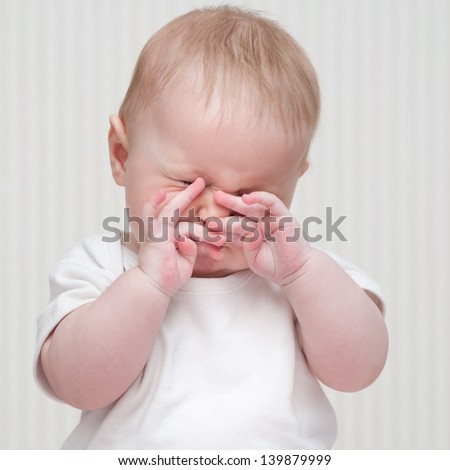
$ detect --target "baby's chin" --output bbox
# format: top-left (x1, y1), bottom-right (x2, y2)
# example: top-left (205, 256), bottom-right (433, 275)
top-left (192, 248), bottom-right (248, 278)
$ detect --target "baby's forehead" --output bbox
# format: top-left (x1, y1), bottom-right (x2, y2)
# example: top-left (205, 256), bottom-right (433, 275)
top-left (144, 95), bottom-right (304, 170)
top-left (131, 86), bottom-right (310, 173)
top-left (143, 79), bottom-right (307, 140)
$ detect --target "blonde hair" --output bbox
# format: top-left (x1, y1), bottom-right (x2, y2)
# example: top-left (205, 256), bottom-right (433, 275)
top-left (119, 5), bottom-right (320, 137)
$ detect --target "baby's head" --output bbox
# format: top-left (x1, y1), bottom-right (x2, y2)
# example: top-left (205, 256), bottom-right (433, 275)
top-left (119, 6), bottom-right (320, 145)
top-left (109, 5), bottom-right (320, 276)
top-left (119, 5), bottom-right (319, 140)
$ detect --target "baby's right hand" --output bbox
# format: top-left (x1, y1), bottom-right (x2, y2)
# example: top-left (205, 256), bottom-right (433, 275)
top-left (137, 177), bottom-right (223, 297)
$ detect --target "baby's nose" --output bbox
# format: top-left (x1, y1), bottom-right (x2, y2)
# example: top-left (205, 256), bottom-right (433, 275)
top-left (195, 186), bottom-right (232, 222)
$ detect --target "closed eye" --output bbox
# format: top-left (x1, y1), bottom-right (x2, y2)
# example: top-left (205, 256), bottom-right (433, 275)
top-left (208, 184), bottom-right (245, 197)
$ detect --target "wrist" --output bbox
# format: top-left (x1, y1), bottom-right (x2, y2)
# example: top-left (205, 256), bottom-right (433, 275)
top-left (132, 266), bottom-right (174, 300)
top-left (277, 244), bottom-right (314, 288)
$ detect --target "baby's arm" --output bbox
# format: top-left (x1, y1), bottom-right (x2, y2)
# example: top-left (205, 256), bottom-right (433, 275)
top-left (40, 268), bottom-right (170, 410)
top-left (40, 178), bottom-right (219, 410)
top-left (214, 190), bottom-right (388, 392)
top-left (281, 249), bottom-right (388, 392)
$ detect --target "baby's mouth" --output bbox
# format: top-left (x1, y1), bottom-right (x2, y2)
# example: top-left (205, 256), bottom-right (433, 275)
top-left (195, 240), bottom-right (225, 261)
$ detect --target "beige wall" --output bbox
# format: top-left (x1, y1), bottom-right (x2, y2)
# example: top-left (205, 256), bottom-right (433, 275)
top-left (1, 0), bottom-right (448, 449)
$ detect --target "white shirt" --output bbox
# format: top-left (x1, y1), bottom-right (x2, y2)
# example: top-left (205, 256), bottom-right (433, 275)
top-left (34, 235), bottom-right (383, 449)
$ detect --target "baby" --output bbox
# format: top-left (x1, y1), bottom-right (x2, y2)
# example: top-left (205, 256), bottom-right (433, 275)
top-left (34, 6), bottom-right (388, 449)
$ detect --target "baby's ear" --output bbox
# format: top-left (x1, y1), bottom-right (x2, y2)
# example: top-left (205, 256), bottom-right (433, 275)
top-left (108, 115), bottom-right (129, 186)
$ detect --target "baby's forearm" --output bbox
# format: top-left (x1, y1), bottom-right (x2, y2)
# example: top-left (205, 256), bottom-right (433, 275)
top-left (40, 267), bottom-right (170, 410)
top-left (283, 249), bottom-right (388, 392)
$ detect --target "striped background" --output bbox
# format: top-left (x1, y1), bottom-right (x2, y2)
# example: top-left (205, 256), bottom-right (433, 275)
top-left (1, 0), bottom-right (449, 449)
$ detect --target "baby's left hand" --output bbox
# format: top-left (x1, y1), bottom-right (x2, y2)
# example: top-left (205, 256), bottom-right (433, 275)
top-left (212, 190), bottom-right (313, 285)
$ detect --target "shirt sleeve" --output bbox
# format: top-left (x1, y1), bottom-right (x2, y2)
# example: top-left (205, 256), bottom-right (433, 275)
top-left (33, 235), bottom-right (124, 399)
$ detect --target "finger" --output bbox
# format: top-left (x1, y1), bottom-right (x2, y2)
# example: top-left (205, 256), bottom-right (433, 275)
top-left (176, 236), bottom-right (224, 262)
top-left (177, 222), bottom-right (226, 246)
top-left (214, 190), bottom-right (267, 218)
top-left (242, 191), bottom-right (289, 217)
top-left (159, 177), bottom-right (205, 219)
top-left (204, 215), bottom-right (258, 233)
top-left (203, 215), bottom-right (262, 247)
top-left (176, 236), bottom-right (198, 264)
top-left (225, 218), bottom-right (260, 242)
top-left (141, 190), bottom-right (167, 241)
